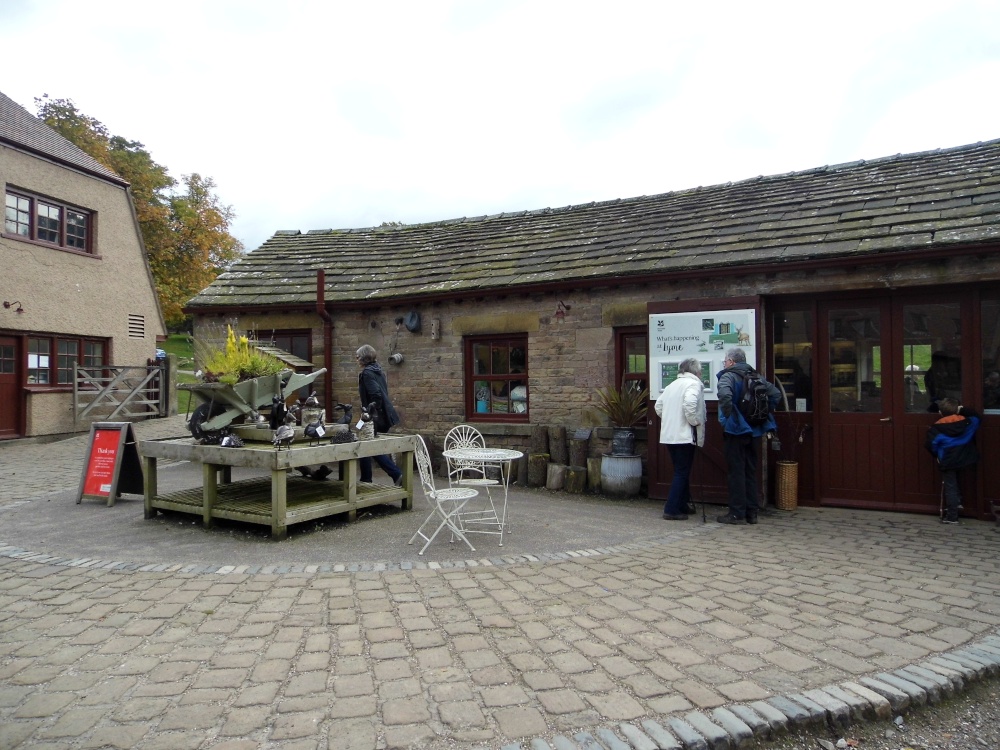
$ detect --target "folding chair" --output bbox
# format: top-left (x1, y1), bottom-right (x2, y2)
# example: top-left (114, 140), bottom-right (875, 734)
top-left (408, 435), bottom-right (479, 555)
top-left (443, 424), bottom-right (510, 545)
top-left (444, 425), bottom-right (501, 496)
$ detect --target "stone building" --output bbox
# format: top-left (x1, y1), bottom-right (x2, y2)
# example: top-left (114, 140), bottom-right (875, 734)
top-left (187, 139), bottom-right (1000, 519)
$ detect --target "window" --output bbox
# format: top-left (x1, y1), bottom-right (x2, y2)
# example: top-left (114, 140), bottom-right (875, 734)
top-left (26, 335), bottom-right (107, 386)
top-left (5, 190), bottom-right (92, 253)
top-left (27, 338), bottom-right (50, 384)
top-left (615, 327), bottom-right (648, 394)
top-left (57, 340), bottom-right (79, 384)
top-left (265, 330), bottom-right (312, 362)
top-left (771, 310), bottom-right (813, 411)
top-left (466, 335), bottom-right (528, 421)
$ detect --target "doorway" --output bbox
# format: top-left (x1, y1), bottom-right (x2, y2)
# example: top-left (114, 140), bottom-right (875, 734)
top-left (0, 336), bottom-right (21, 439)
top-left (817, 297), bottom-right (967, 511)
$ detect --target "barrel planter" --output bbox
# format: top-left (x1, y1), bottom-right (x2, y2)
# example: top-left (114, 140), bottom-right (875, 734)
top-left (600, 453), bottom-right (642, 496)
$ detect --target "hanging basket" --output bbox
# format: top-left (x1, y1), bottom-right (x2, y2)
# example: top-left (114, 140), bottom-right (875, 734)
top-left (776, 460), bottom-right (798, 510)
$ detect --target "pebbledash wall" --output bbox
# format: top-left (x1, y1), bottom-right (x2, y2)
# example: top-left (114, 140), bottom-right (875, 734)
top-left (4, 147), bottom-right (165, 436)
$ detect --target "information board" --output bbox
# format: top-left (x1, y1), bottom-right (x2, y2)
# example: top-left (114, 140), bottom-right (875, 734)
top-left (648, 308), bottom-right (757, 400)
top-left (76, 422), bottom-right (144, 506)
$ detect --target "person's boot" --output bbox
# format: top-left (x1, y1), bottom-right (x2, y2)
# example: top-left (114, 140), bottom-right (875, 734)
top-left (746, 511), bottom-right (759, 525)
top-left (716, 513), bottom-right (746, 525)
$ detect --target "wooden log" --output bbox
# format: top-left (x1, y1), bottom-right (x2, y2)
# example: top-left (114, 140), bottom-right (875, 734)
top-left (569, 438), bottom-right (588, 468)
top-left (549, 426), bottom-right (568, 464)
top-left (587, 457), bottom-right (602, 492)
top-left (546, 463), bottom-right (566, 491)
top-left (530, 426), bottom-right (549, 455)
top-left (565, 466), bottom-right (587, 494)
top-left (516, 456), bottom-right (528, 487)
top-left (527, 453), bottom-right (550, 487)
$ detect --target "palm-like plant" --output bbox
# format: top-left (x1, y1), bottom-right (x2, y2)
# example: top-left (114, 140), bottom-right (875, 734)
top-left (595, 380), bottom-right (649, 428)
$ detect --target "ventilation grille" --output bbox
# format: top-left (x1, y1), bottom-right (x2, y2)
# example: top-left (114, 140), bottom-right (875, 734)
top-left (128, 314), bottom-right (145, 338)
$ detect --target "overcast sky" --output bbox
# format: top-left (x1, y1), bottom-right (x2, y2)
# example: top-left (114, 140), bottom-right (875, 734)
top-left (4, 0), bottom-right (999, 253)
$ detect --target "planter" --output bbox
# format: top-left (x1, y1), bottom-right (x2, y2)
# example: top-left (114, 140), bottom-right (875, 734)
top-left (610, 427), bottom-right (636, 456)
top-left (775, 460), bottom-right (798, 510)
top-left (601, 453), bottom-right (642, 496)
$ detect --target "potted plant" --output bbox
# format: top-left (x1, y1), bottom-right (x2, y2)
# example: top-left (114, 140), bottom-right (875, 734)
top-left (595, 381), bottom-right (649, 456)
top-left (594, 380), bottom-right (649, 496)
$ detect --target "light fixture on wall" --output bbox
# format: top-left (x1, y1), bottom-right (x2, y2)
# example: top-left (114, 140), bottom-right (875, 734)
top-left (554, 301), bottom-right (571, 323)
top-left (3, 300), bottom-right (24, 314)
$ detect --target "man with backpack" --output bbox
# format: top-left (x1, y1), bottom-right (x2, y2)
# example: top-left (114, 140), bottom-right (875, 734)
top-left (716, 347), bottom-right (782, 525)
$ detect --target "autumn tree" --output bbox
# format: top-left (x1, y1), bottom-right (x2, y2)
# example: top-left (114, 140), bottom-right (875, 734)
top-left (35, 96), bottom-right (242, 329)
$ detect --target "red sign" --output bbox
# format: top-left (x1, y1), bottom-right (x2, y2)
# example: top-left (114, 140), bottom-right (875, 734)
top-left (77, 422), bottom-right (143, 506)
top-left (82, 428), bottom-right (122, 497)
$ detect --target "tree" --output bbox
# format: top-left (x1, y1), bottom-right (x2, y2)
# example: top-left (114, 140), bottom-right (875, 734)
top-left (34, 96), bottom-right (242, 329)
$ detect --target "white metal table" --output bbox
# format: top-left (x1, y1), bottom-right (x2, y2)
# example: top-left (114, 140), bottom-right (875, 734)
top-left (442, 447), bottom-right (523, 546)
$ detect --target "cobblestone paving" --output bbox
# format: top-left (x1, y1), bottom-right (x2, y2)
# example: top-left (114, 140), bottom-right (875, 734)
top-left (1, 419), bottom-right (999, 749)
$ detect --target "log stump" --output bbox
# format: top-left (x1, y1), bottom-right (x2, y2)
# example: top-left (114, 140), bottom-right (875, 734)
top-left (565, 466), bottom-right (587, 494)
top-left (527, 453), bottom-right (550, 487)
top-left (530, 426), bottom-right (549, 455)
top-left (546, 463), bottom-right (567, 491)
top-left (549, 426), bottom-right (568, 465)
top-left (569, 438), bottom-right (588, 468)
top-left (587, 457), bottom-right (603, 492)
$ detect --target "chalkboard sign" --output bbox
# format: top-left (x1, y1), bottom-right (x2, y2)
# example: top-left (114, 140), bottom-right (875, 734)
top-left (76, 422), bottom-right (144, 506)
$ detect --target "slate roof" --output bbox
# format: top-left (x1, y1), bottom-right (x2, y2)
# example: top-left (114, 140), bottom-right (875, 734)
top-left (188, 139), bottom-right (1000, 311)
top-left (0, 91), bottom-right (125, 185)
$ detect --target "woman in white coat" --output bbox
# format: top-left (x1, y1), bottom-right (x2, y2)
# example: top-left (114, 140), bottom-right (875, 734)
top-left (653, 357), bottom-right (706, 520)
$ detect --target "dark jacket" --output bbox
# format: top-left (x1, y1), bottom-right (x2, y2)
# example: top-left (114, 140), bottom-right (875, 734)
top-left (358, 362), bottom-right (400, 434)
top-left (716, 362), bottom-right (781, 437)
top-left (925, 406), bottom-right (979, 470)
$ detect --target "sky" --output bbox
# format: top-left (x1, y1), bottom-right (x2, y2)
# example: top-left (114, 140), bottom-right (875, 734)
top-left (3, 0), bottom-right (999, 253)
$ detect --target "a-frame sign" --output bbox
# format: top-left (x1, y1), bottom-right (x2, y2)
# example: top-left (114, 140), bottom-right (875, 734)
top-left (76, 422), bottom-right (144, 506)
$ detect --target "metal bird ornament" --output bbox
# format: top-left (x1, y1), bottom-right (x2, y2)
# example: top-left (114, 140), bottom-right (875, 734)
top-left (269, 393), bottom-right (287, 430)
top-left (273, 406), bottom-right (298, 450)
top-left (303, 409), bottom-right (326, 446)
top-left (332, 402), bottom-right (353, 424)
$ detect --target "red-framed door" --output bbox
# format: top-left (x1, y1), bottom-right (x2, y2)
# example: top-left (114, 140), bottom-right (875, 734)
top-left (817, 295), bottom-right (970, 512)
top-left (0, 336), bottom-right (22, 439)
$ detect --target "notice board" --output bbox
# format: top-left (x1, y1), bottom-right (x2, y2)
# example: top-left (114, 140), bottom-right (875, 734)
top-left (76, 422), bottom-right (144, 506)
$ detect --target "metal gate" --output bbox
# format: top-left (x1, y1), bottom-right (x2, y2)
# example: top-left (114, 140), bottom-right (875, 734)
top-left (74, 363), bottom-right (167, 425)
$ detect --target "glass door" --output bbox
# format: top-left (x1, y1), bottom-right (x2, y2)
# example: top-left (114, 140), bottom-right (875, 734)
top-left (818, 302), bottom-right (895, 507)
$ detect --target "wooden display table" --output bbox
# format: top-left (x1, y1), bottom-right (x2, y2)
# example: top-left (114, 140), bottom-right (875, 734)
top-left (141, 435), bottom-right (417, 540)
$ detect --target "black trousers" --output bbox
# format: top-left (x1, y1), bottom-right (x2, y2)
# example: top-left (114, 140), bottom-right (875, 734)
top-left (723, 433), bottom-right (759, 517)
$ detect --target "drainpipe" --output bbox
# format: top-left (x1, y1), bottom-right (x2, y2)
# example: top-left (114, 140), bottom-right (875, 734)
top-left (316, 270), bottom-right (334, 416)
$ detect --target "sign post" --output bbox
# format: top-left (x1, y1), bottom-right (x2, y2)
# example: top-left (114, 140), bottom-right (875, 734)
top-left (76, 422), bottom-right (144, 506)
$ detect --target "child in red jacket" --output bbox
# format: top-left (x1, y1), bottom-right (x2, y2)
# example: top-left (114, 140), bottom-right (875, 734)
top-left (925, 397), bottom-right (980, 524)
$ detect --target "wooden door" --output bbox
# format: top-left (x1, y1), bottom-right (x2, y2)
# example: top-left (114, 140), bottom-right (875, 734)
top-left (893, 298), bottom-right (967, 512)
top-left (818, 297), bottom-right (972, 512)
top-left (0, 336), bottom-right (21, 439)
top-left (818, 302), bottom-right (896, 507)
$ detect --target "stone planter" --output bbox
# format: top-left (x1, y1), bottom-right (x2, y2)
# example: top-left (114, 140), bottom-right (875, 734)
top-left (600, 453), bottom-right (642, 496)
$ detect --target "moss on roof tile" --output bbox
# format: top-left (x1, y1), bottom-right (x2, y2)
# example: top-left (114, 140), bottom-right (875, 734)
top-left (188, 139), bottom-right (1000, 310)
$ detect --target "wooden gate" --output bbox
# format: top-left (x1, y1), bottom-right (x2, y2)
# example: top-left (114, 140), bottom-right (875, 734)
top-left (74, 363), bottom-right (167, 425)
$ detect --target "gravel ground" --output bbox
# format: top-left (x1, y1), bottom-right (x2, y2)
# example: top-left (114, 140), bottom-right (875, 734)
top-left (754, 678), bottom-right (1000, 750)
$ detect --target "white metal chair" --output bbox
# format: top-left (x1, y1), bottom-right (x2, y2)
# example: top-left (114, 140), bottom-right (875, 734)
top-left (408, 435), bottom-right (478, 555)
top-left (444, 425), bottom-right (500, 496)
top-left (443, 424), bottom-right (509, 545)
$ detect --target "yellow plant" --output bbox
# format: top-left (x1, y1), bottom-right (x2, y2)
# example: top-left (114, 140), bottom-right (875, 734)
top-left (200, 325), bottom-right (284, 383)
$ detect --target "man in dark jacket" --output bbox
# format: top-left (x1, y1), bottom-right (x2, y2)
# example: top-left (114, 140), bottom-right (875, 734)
top-left (925, 397), bottom-right (979, 524)
top-left (716, 347), bottom-right (781, 525)
top-left (357, 344), bottom-right (403, 486)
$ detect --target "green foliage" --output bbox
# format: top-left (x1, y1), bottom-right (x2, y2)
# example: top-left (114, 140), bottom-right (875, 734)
top-left (34, 96), bottom-right (243, 330)
top-left (197, 325), bottom-right (284, 383)
top-left (595, 380), bottom-right (649, 427)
